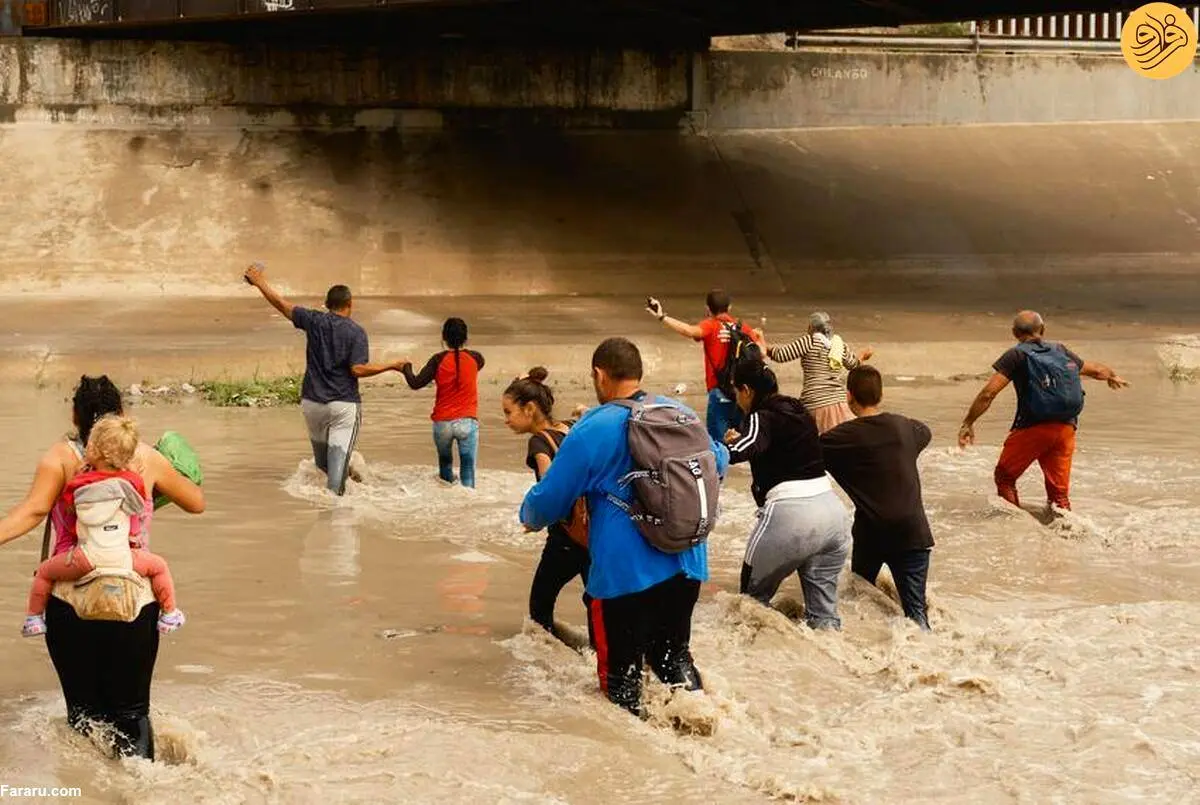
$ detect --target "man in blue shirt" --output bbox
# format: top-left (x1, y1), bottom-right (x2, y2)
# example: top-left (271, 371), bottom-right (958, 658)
top-left (520, 337), bottom-right (730, 715)
top-left (245, 264), bottom-right (404, 495)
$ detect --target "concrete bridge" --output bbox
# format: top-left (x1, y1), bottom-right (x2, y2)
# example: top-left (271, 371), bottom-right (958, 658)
top-left (0, 0), bottom-right (1194, 307)
top-left (6, 0), bottom-right (1146, 41)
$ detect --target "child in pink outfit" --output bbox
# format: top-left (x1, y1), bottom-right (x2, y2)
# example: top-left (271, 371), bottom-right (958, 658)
top-left (22, 415), bottom-right (184, 637)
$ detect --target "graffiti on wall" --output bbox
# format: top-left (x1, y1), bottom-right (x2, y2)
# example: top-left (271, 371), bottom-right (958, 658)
top-left (56, 0), bottom-right (110, 24)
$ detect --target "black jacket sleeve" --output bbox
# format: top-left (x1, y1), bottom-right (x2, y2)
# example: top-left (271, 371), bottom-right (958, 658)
top-left (402, 353), bottom-right (443, 390)
top-left (910, 418), bottom-right (932, 453)
top-left (726, 411), bottom-right (772, 465)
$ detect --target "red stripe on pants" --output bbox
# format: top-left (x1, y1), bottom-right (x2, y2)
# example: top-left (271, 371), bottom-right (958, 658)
top-left (994, 422), bottom-right (1077, 510)
top-left (588, 597), bottom-right (609, 695)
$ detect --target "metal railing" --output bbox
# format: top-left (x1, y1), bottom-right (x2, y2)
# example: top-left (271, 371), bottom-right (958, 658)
top-left (971, 7), bottom-right (1200, 40)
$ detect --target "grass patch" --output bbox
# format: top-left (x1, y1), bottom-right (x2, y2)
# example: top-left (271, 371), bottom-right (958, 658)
top-left (197, 375), bottom-right (302, 407)
top-left (1168, 364), bottom-right (1200, 383)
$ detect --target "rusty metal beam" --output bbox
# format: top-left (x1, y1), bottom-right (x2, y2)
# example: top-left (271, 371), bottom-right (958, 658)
top-left (18, 0), bottom-right (1150, 39)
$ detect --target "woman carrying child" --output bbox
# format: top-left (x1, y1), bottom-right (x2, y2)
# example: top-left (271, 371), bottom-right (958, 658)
top-left (23, 414), bottom-right (184, 638)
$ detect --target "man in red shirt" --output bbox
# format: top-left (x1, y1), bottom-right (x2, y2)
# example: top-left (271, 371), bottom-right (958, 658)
top-left (647, 289), bottom-right (764, 443)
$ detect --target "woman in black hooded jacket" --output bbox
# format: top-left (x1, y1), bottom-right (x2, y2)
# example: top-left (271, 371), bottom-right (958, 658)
top-left (724, 361), bottom-right (851, 629)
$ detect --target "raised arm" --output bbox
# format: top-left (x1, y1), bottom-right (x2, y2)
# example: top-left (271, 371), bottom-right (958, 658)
top-left (0, 450), bottom-right (67, 547)
top-left (244, 264), bottom-right (295, 322)
top-left (767, 335), bottom-right (812, 364)
top-left (646, 297), bottom-right (705, 340)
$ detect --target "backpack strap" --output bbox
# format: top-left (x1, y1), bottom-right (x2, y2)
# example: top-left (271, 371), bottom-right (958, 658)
top-left (540, 428), bottom-right (567, 458)
top-left (41, 436), bottom-right (84, 564)
top-left (604, 396), bottom-right (667, 523)
top-left (39, 518), bottom-right (52, 563)
top-left (608, 397), bottom-right (651, 485)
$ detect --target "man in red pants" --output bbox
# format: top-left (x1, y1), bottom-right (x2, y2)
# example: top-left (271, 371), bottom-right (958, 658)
top-left (958, 311), bottom-right (1128, 511)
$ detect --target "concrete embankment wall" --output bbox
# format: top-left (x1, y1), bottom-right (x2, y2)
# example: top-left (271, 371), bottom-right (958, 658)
top-left (2, 39), bottom-right (1199, 298)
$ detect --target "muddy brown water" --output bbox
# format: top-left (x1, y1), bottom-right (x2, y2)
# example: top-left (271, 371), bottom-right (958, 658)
top-left (0, 309), bottom-right (1196, 804)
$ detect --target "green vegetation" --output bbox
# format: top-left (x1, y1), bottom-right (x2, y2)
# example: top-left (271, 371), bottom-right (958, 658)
top-left (1167, 364), bottom-right (1200, 383)
top-left (197, 375), bottom-right (302, 407)
top-left (901, 22), bottom-right (972, 37)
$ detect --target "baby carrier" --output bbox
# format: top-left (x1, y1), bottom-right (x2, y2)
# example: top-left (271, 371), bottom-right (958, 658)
top-left (67, 470), bottom-right (147, 582)
top-left (47, 468), bottom-right (153, 623)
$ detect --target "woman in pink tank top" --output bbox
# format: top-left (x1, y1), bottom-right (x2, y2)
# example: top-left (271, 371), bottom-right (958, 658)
top-left (0, 375), bottom-right (205, 760)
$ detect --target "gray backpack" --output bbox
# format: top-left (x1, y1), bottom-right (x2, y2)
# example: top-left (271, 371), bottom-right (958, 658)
top-left (605, 397), bottom-right (721, 554)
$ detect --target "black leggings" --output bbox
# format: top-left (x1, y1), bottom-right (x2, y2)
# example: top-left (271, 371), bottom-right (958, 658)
top-left (528, 528), bottom-right (591, 646)
top-left (44, 597), bottom-right (160, 759)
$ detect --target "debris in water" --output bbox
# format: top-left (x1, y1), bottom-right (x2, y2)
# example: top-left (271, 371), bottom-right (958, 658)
top-left (452, 550), bottom-right (500, 564)
top-left (378, 629), bottom-right (421, 641)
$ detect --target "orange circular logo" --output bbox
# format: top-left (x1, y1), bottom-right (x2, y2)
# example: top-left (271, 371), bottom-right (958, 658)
top-left (1121, 3), bottom-right (1197, 79)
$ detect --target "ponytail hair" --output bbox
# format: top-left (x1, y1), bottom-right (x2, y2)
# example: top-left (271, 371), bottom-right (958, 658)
top-left (442, 317), bottom-right (468, 388)
top-left (504, 366), bottom-right (554, 419)
top-left (732, 360), bottom-right (778, 413)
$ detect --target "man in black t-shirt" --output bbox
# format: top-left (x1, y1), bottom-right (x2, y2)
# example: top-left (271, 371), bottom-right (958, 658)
top-left (821, 366), bottom-right (934, 631)
top-left (957, 311), bottom-right (1127, 512)
top-left (245, 264), bottom-right (404, 495)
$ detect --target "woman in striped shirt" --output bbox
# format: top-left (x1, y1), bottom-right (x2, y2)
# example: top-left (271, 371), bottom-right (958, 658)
top-left (763, 311), bottom-right (873, 434)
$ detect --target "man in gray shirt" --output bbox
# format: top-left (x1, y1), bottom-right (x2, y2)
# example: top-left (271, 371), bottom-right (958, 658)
top-left (245, 264), bottom-right (403, 495)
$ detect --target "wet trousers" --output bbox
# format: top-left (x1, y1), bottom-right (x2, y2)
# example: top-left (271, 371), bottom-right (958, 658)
top-left (529, 529), bottom-right (592, 647)
top-left (740, 491), bottom-right (850, 629)
top-left (852, 544), bottom-right (931, 631)
top-left (301, 399), bottom-right (362, 496)
top-left (587, 574), bottom-right (702, 715)
top-left (44, 596), bottom-right (160, 759)
top-left (994, 422), bottom-right (1076, 510)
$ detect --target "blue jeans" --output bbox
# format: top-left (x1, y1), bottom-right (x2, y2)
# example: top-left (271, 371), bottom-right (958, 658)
top-left (705, 388), bottom-right (742, 445)
top-left (852, 545), bottom-right (931, 631)
top-left (433, 418), bottom-right (478, 488)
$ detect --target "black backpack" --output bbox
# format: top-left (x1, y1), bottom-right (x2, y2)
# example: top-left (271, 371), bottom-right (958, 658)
top-left (712, 320), bottom-right (764, 398)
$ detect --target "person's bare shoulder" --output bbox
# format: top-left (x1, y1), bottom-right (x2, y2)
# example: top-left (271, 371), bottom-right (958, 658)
top-left (131, 441), bottom-right (166, 480)
top-left (46, 440), bottom-right (75, 462)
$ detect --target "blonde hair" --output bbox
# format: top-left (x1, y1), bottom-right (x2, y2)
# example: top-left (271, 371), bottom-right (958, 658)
top-left (86, 414), bottom-right (140, 470)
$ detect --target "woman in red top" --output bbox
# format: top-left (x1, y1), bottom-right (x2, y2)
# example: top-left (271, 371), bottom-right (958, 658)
top-left (402, 318), bottom-right (485, 488)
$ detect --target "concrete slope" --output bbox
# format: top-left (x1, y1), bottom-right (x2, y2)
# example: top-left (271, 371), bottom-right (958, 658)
top-left (716, 121), bottom-right (1200, 311)
top-left (3, 127), bottom-right (772, 297)
top-left (3, 121), bottom-right (1199, 299)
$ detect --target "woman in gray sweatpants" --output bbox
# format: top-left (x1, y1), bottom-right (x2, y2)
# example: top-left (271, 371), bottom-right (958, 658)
top-left (723, 361), bottom-right (851, 629)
